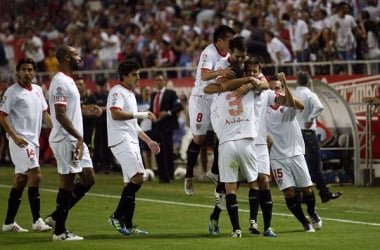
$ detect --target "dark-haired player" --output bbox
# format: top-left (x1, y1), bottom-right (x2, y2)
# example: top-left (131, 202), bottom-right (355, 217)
top-left (1, 58), bottom-right (52, 232)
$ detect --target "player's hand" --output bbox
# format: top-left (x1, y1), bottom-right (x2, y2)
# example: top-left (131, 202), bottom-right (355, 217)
top-left (234, 84), bottom-right (251, 98)
top-left (277, 72), bottom-right (286, 83)
top-left (304, 122), bottom-right (313, 129)
top-left (148, 140), bottom-right (160, 155)
top-left (75, 138), bottom-right (84, 160)
top-left (221, 68), bottom-right (236, 79)
top-left (148, 111), bottom-right (157, 122)
top-left (13, 136), bottom-right (28, 148)
top-left (248, 77), bottom-right (260, 89)
top-left (82, 104), bottom-right (102, 118)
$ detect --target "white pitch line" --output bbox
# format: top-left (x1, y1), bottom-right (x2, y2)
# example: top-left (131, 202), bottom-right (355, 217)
top-left (1, 185), bottom-right (379, 227)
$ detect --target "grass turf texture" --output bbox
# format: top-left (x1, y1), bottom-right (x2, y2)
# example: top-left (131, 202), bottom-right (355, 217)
top-left (0, 165), bottom-right (380, 250)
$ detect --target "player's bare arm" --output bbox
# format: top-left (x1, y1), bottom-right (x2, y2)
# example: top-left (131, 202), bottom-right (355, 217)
top-left (110, 108), bottom-right (157, 121)
top-left (82, 104), bottom-right (102, 118)
top-left (43, 111), bottom-right (53, 128)
top-left (138, 131), bottom-right (160, 155)
top-left (203, 83), bottom-right (223, 94)
top-left (201, 67), bottom-right (236, 81)
top-left (277, 72), bottom-right (304, 110)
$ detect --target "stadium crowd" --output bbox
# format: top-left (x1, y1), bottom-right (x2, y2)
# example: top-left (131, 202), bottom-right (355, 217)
top-left (0, 0), bottom-right (368, 238)
top-left (0, 0), bottom-right (379, 166)
top-left (1, 0), bottom-right (380, 84)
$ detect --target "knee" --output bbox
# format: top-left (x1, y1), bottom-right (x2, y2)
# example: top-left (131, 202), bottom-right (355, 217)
top-left (302, 187), bottom-right (313, 196)
top-left (192, 135), bottom-right (204, 145)
top-left (14, 174), bottom-right (27, 189)
top-left (283, 187), bottom-right (296, 199)
top-left (258, 175), bottom-right (270, 190)
top-left (81, 169), bottom-right (95, 188)
top-left (29, 171), bottom-right (42, 186)
top-left (82, 176), bottom-right (95, 189)
top-left (131, 173), bottom-right (144, 185)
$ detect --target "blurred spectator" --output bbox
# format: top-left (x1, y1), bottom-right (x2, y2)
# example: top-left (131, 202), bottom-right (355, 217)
top-left (99, 26), bottom-right (121, 72)
top-left (81, 48), bottom-right (98, 71)
top-left (363, 18), bottom-right (380, 74)
top-left (0, 27), bottom-right (16, 82)
top-left (22, 29), bottom-right (45, 72)
top-left (289, 9), bottom-right (310, 63)
top-left (327, 2), bottom-right (359, 61)
top-left (264, 30), bottom-right (293, 75)
top-left (233, 20), bottom-right (251, 40)
top-left (247, 16), bottom-right (271, 63)
top-left (91, 75), bottom-right (114, 173)
top-left (362, 0), bottom-right (380, 22)
top-left (155, 39), bottom-right (177, 78)
top-left (275, 20), bottom-right (293, 57)
top-left (120, 40), bottom-right (143, 68)
top-left (40, 21), bottom-right (61, 42)
top-left (44, 46), bottom-right (59, 79)
top-left (75, 77), bottom-right (101, 150)
top-left (0, 41), bottom-right (8, 83)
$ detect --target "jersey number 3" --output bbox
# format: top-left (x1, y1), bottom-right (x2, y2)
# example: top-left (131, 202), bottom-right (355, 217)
top-left (226, 93), bottom-right (243, 116)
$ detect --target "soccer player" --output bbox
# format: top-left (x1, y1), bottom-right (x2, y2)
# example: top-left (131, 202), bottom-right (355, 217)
top-left (207, 37), bottom-right (269, 238)
top-left (1, 58), bottom-right (52, 232)
top-left (107, 60), bottom-right (160, 236)
top-left (184, 25), bottom-right (236, 195)
top-left (293, 71), bottom-right (342, 203)
top-left (47, 45), bottom-right (95, 241)
top-left (266, 73), bottom-right (322, 232)
top-left (238, 58), bottom-right (276, 237)
top-left (206, 55), bottom-right (289, 237)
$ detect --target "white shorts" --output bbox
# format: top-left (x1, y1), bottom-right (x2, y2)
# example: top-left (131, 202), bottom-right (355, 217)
top-left (270, 155), bottom-right (313, 191)
top-left (189, 94), bottom-right (213, 135)
top-left (255, 144), bottom-right (270, 175)
top-left (9, 139), bottom-right (39, 174)
top-left (50, 139), bottom-right (93, 174)
top-left (110, 139), bottom-right (145, 183)
top-left (219, 139), bottom-right (258, 183)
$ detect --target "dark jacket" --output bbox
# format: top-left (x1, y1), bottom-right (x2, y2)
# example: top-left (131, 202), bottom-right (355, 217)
top-left (150, 88), bottom-right (182, 131)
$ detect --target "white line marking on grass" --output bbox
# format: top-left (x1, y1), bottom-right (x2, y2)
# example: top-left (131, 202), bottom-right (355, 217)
top-left (1, 185), bottom-right (379, 227)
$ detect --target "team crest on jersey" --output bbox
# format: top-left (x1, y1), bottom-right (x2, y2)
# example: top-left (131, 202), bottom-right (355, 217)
top-left (280, 107), bottom-right (285, 113)
top-left (111, 92), bottom-right (118, 106)
top-left (0, 96), bottom-right (6, 106)
top-left (54, 87), bottom-right (67, 103)
top-left (196, 124), bottom-right (201, 130)
top-left (202, 53), bottom-right (208, 62)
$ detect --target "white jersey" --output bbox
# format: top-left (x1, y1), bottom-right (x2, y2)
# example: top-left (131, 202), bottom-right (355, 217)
top-left (107, 84), bottom-right (142, 147)
top-left (327, 14), bottom-right (357, 50)
top-left (266, 105), bottom-right (305, 159)
top-left (191, 43), bottom-right (229, 96)
top-left (254, 89), bottom-right (277, 145)
top-left (48, 72), bottom-right (83, 142)
top-left (289, 19), bottom-right (309, 51)
top-left (293, 86), bottom-right (323, 130)
top-left (211, 91), bottom-right (257, 145)
top-left (266, 37), bottom-right (292, 64)
top-left (0, 83), bottom-right (48, 146)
